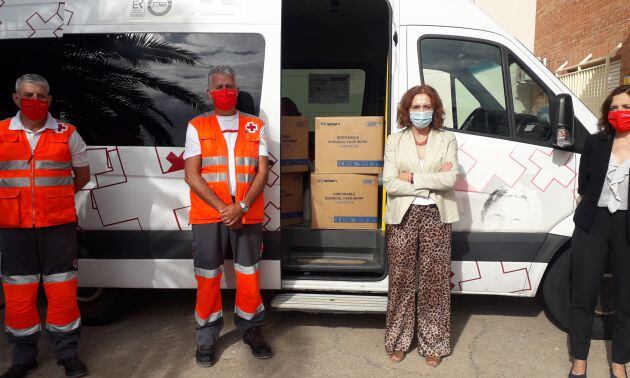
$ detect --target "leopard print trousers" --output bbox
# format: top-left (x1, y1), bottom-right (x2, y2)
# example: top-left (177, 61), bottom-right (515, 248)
top-left (384, 205), bottom-right (452, 357)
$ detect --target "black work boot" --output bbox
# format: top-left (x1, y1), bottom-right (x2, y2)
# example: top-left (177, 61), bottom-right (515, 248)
top-left (57, 356), bottom-right (88, 378)
top-left (243, 327), bottom-right (272, 359)
top-left (0, 362), bottom-right (37, 378)
top-left (196, 345), bottom-right (216, 367)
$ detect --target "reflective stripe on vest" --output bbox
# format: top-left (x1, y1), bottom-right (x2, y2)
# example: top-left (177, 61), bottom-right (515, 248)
top-left (235, 157), bottom-right (258, 168)
top-left (35, 160), bottom-right (72, 170)
top-left (202, 156), bottom-right (228, 167)
top-left (0, 176), bottom-right (72, 188)
top-left (34, 176), bottom-right (73, 187)
top-left (202, 173), bottom-right (228, 183)
top-left (236, 173), bottom-right (255, 184)
top-left (0, 177), bottom-right (30, 188)
top-left (0, 160), bottom-right (30, 170)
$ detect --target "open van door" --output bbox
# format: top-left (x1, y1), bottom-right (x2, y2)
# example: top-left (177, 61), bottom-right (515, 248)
top-left (0, 0), bottom-right (282, 321)
top-left (278, 0), bottom-right (391, 282)
top-left (402, 10), bottom-right (578, 297)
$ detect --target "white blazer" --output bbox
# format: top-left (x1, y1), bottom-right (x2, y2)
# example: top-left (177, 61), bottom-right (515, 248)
top-left (383, 127), bottom-right (460, 225)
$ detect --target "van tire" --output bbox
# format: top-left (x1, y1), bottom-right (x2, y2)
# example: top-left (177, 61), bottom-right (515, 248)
top-left (77, 288), bottom-right (123, 325)
top-left (542, 248), bottom-right (613, 340)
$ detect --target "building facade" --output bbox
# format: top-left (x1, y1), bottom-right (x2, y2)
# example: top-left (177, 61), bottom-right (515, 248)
top-left (534, 0), bottom-right (629, 115)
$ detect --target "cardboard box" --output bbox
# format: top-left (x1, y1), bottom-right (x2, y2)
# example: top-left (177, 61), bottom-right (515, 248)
top-left (314, 116), bottom-right (384, 174)
top-left (310, 173), bottom-right (378, 230)
top-left (281, 116), bottom-right (309, 172)
top-left (281, 173), bottom-right (304, 226)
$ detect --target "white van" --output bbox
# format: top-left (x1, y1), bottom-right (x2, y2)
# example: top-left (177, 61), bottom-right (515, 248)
top-left (0, 0), bottom-right (608, 338)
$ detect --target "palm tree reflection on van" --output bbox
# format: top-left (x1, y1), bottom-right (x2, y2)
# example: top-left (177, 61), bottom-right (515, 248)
top-left (58, 33), bottom-right (209, 146)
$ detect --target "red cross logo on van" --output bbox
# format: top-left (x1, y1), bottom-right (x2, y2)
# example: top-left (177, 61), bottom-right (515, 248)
top-left (245, 122), bottom-right (258, 133)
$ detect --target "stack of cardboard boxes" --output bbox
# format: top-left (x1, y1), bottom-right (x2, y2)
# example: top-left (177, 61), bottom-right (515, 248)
top-left (280, 115), bottom-right (384, 230)
top-left (311, 116), bottom-right (383, 229)
top-left (280, 116), bottom-right (309, 226)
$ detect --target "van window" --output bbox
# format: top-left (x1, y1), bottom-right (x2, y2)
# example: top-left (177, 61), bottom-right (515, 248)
top-left (454, 78), bottom-right (481, 129)
top-left (281, 68), bottom-right (366, 131)
top-left (419, 38), bottom-right (509, 138)
top-left (0, 38), bottom-right (60, 121)
top-left (509, 55), bottom-right (553, 144)
top-left (0, 33), bottom-right (265, 147)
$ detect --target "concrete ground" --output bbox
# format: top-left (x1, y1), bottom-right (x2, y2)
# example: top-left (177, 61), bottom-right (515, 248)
top-left (0, 290), bottom-right (618, 377)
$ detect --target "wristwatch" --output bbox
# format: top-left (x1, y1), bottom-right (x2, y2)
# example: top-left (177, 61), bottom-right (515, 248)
top-left (239, 201), bottom-right (249, 213)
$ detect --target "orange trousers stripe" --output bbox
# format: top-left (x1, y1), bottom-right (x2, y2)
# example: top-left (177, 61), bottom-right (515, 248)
top-left (43, 279), bottom-right (80, 327)
top-left (3, 282), bottom-right (40, 330)
top-left (195, 273), bottom-right (223, 321)
top-left (235, 271), bottom-right (262, 314)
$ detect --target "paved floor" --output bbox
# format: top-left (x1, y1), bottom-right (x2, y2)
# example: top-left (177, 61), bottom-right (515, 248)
top-left (0, 290), bottom-right (618, 377)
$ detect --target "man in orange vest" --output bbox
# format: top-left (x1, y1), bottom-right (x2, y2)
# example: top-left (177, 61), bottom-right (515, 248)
top-left (184, 65), bottom-right (271, 367)
top-left (0, 74), bottom-right (90, 378)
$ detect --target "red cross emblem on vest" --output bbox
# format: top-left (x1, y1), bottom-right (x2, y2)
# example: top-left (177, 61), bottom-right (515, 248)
top-left (55, 123), bottom-right (67, 133)
top-left (245, 122), bottom-right (258, 134)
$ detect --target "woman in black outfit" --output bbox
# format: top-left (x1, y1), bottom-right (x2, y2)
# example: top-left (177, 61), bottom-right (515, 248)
top-left (570, 85), bottom-right (630, 378)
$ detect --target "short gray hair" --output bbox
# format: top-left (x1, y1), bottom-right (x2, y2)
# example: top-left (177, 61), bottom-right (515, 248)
top-left (208, 65), bottom-right (236, 81)
top-left (15, 74), bottom-right (50, 93)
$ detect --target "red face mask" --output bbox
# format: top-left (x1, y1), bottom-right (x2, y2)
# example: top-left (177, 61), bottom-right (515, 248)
top-left (608, 110), bottom-right (630, 133)
top-left (19, 97), bottom-right (50, 122)
top-left (210, 88), bottom-right (237, 111)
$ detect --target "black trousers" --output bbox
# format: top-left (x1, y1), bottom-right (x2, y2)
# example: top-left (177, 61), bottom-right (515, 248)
top-left (570, 208), bottom-right (630, 364)
top-left (0, 223), bottom-right (80, 364)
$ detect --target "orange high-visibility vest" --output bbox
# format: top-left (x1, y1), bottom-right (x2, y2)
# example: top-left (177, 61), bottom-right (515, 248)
top-left (189, 112), bottom-right (264, 224)
top-left (0, 118), bottom-right (77, 228)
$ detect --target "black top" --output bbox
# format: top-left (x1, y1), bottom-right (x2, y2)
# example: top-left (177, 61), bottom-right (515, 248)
top-left (573, 130), bottom-right (630, 235)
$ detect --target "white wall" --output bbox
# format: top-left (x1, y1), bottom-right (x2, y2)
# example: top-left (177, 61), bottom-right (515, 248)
top-left (472, 0), bottom-right (537, 51)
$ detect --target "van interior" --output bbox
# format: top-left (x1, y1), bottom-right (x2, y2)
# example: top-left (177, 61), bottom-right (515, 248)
top-left (280, 0), bottom-right (391, 279)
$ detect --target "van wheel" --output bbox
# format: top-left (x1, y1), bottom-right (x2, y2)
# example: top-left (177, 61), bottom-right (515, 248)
top-left (77, 288), bottom-right (123, 325)
top-left (542, 248), bottom-right (613, 340)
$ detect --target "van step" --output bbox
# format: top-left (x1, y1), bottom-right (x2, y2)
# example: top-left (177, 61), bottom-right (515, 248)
top-left (271, 293), bottom-right (387, 313)
top-left (281, 228), bottom-right (386, 274)
top-left (282, 248), bottom-right (383, 272)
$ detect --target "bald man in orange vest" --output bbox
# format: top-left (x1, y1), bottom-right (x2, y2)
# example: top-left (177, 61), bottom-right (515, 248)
top-left (0, 74), bottom-right (90, 378)
top-left (184, 65), bottom-right (272, 367)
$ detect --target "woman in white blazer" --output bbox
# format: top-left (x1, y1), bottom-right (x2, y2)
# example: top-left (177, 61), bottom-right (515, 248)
top-left (383, 85), bottom-right (459, 367)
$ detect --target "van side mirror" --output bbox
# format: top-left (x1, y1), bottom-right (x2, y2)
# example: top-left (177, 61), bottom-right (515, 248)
top-left (551, 93), bottom-right (575, 148)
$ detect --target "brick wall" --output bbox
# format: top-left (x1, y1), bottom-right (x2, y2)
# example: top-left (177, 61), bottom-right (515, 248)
top-left (534, 0), bottom-right (630, 84)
